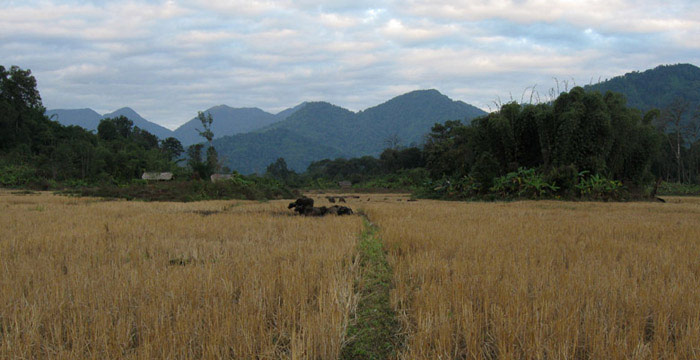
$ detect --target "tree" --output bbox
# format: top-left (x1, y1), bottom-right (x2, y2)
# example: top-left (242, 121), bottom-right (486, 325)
top-left (0, 65), bottom-right (44, 150)
top-left (160, 137), bottom-right (184, 161)
top-left (187, 111), bottom-right (219, 179)
top-left (657, 98), bottom-right (690, 182)
top-left (97, 120), bottom-right (118, 141)
top-left (197, 111), bottom-right (214, 144)
top-left (187, 144), bottom-right (207, 179)
top-left (266, 158), bottom-right (294, 182)
top-left (131, 127), bottom-right (159, 150)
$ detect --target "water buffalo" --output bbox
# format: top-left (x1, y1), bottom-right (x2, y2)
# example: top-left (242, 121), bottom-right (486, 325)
top-left (288, 197), bottom-right (314, 214)
top-left (287, 198), bottom-right (353, 216)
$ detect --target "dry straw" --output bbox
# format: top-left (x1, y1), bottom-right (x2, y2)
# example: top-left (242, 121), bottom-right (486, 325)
top-left (0, 192), bottom-right (362, 359)
top-left (364, 198), bottom-right (700, 359)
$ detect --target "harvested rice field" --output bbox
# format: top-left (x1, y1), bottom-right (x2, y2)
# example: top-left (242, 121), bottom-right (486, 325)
top-left (2, 190), bottom-right (700, 359)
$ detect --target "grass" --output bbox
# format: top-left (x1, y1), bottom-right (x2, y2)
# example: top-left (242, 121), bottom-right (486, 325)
top-left (364, 198), bottom-right (700, 359)
top-left (4, 190), bottom-right (700, 359)
top-left (340, 219), bottom-right (402, 360)
top-left (0, 190), bottom-right (362, 358)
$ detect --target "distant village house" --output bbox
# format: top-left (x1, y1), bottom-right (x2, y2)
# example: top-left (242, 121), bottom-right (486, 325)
top-left (142, 172), bottom-right (173, 181)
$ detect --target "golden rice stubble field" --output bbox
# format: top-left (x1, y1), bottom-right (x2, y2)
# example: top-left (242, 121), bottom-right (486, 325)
top-left (364, 198), bottom-right (700, 359)
top-left (0, 192), bottom-right (362, 359)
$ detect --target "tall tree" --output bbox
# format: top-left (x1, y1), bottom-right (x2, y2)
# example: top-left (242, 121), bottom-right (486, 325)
top-left (657, 98), bottom-right (690, 182)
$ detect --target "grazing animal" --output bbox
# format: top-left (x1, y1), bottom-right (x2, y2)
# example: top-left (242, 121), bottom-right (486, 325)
top-left (326, 196), bottom-right (336, 203)
top-left (287, 197), bottom-right (353, 216)
top-left (288, 197), bottom-right (314, 214)
top-left (327, 205), bottom-right (353, 216)
top-left (338, 197), bottom-right (346, 203)
top-left (309, 206), bottom-right (328, 216)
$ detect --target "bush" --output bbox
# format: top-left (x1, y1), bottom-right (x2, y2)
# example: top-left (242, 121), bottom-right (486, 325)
top-left (545, 164), bottom-right (578, 196)
top-left (575, 171), bottom-right (626, 200)
top-left (470, 152), bottom-right (501, 192)
top-left (490, 168), bottom-right (559, 199)
top-left (655, 182), bottom-right (700, 196)
top-left (0, 162), bottom-right (37, 187)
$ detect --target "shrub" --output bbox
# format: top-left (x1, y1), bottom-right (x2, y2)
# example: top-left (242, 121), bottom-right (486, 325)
top-left (490, 168), bottom-right (559, 199)
top-left (0, 162), bottom-right (37, 187)
top-left (575, 171), bottom-right (625, 200)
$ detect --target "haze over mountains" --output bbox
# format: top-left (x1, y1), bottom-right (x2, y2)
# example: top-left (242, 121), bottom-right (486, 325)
top-left (46, 63), bottom-right (700, 174)
top-left (47, 89), bottom-right (487, 173)
top-left (214, 90), bottom-right (486, 173)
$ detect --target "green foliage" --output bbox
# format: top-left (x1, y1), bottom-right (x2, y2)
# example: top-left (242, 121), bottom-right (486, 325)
top-left (0, 65), bottom-right (183, 189)
top-left (574, 171), bottom-right (625, 200)
top-left (0, 161), bottom-right (37, 187)
top-left (470, 152), bottom-right (500, 191)
top-left (160, 137), bottom-right (184, 161)
top-left (585, 64), bottom-right (700, 115)
top-left (655, 182), bottom-right (700, 196)
top-left (354, 168), bottom-right (429, 190)
top-left (422, 87), bottom-right (662, 199)
top-left (544, 164), bottom-right (579, 196)
top-left (490, 168), bottom-right (560, 198)
top-left (196, 111), bottom-right (214, 143)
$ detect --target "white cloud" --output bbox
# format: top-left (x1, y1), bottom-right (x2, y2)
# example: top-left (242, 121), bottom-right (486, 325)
top-left (0, 0), bottom-right (698, 130)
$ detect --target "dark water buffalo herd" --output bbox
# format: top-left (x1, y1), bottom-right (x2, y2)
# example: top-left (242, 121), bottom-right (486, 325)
top-left (288, 197), bottom-right (354, 216)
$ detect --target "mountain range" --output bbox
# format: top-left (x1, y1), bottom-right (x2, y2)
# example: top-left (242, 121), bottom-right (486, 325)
top-left (46, 63), bottom-right (700, 174)
top-left (46, 107), bottom-right (175, 140)
top-left (213, 90), bottom-right (486, 173)
top-left (47, 89), bottom-right (486, 173)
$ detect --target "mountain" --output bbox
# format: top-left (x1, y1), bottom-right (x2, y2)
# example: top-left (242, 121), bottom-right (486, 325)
top-left (274, 102), bottom-right (308, 120)
top-left (355, 89), bottom-right (486, 154)
top-left (46, 108), bottom-right (102, 130)
top-left (212, 128), bottom-right (346, 174)
top-left (102, 107), bottom-right (174, 140)
top-left (46, 107), bottom-right (174, 140)
top-left (261, 89), bottom-right (486, 157)
top-left (173, 105), bottom-right (306, 146)
top-left (217, 89), bottom-right (487, 173)
top-left (46, 90), bottom-right (487, 173)
top-left (585, 63), bottom-right (700, 115)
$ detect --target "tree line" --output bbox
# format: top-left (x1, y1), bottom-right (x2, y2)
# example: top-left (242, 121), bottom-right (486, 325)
top-left (3, 64), bottom-right (699, 199)
top-left (265, 87), bottom-right (700, 199)
top-left (0, 66), bottom-right (185, 187)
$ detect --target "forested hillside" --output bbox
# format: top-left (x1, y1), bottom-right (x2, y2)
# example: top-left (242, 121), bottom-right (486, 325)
top-left (212, 128), bottom-right (346, 174)
top-left (585, 64), bottom-right (700, 115)
top-left (173, 105), bottom-right (290, 146)
top-left (216, 90), bottom-right (486, 173)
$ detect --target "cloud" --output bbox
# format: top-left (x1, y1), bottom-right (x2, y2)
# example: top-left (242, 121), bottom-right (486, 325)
top-left (0, 0), bottom-right (698, 130)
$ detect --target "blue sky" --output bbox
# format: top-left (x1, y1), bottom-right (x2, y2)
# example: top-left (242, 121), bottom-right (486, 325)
top-left (1, 0), bottom-right (699, 129)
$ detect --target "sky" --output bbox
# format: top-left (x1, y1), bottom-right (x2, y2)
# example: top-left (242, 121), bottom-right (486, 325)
top-left (1, 0), bottom-right (699, 130)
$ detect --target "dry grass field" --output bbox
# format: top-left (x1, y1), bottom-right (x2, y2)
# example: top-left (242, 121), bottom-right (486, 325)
top-left (0, 191), bottom-right (362, 359)
top-left (364, 198), bottom-right (700, 359)
top-left (3, 190), bottom-right (700, 359)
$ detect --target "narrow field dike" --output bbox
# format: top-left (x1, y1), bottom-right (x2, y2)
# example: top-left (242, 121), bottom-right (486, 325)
top-left (341, 218), bottom-right (402, 360)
